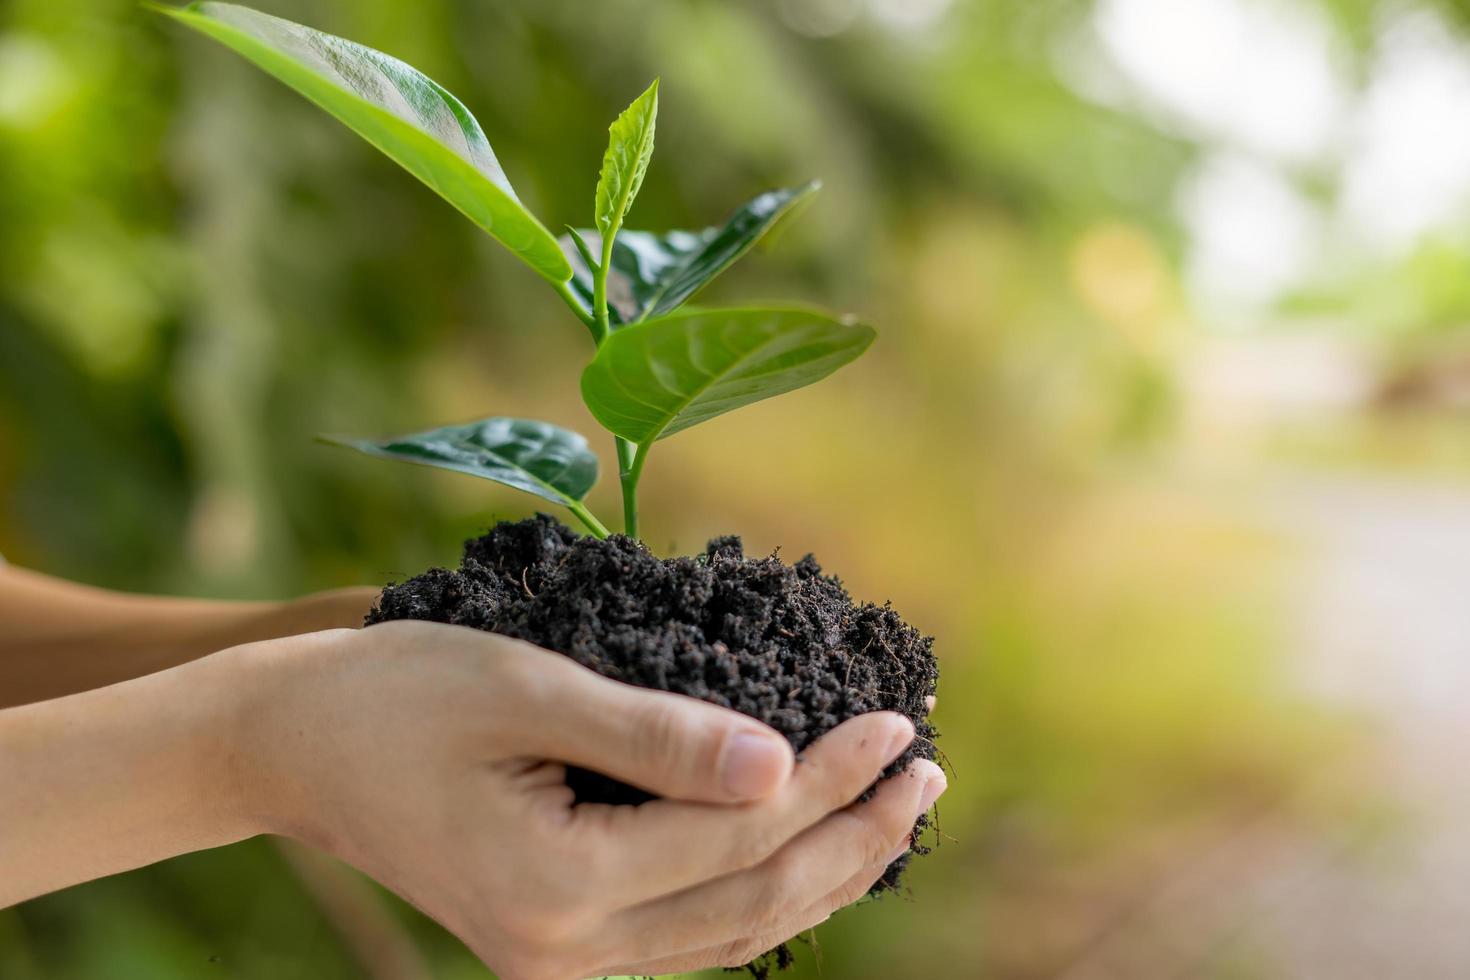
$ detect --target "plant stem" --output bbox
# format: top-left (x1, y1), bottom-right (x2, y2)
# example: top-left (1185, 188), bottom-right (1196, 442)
top-left (615, 436), bottom-right (636, 473)
top-left (569, 234), bottom-right (628, 535)
top-left (593, 234), bottom-right (615, 340)
top-left (566, 500), bottom-right (611, 539)
top-left (585, 235), bottom-right (639, 534)
top-left (619, 441), bottom-right (651, 538)
top-left (615, 437), bottom-right (637, 537)
top-left (552, 278), bottom-right (604, 343)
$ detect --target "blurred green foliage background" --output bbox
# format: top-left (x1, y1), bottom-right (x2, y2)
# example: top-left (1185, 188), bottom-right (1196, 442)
top-left (6, 0), bottom-right (1470, 977)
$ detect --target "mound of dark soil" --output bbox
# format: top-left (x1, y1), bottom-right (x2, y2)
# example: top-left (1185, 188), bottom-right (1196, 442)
top-left (366, 515), bottom-right (939, 970)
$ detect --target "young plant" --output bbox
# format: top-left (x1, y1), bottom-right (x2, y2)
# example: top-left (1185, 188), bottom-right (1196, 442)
top-left (157, 2), bottom-right (875, 540)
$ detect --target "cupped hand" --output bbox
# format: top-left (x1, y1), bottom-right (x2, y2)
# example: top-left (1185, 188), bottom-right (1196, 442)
top-left (225, 621), bottom-right (945, 980)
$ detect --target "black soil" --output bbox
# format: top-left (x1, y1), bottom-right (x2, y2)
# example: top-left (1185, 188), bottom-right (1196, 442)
top-left (366, 515), bottom-right (940, 972)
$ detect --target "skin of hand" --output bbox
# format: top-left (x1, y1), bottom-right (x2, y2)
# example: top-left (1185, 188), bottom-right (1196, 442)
top-left (0, 561), bottom-right (378, 707)
top-left (0, 620), bottom-right (946, 979)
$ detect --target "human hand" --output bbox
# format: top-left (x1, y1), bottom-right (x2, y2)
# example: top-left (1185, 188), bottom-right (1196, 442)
top-left (0, 562), bottom-right (380, 707)
top-left (226, 621), bottom-right (946, 979)
top-left (247, 585), bottom-right (381, 636)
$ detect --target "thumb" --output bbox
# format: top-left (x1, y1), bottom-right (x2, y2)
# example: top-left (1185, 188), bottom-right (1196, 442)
top-left (524, 654), bottom-right (794, 803)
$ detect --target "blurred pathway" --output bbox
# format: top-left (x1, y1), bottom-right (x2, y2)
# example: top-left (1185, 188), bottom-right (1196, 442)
top-left (1054, 471), bottom-right (1470, 979)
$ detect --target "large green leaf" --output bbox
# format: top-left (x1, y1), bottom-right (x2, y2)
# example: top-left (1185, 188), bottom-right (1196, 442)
top-left (323, 417), bottom-right (598, 507)
top-left (594, 79), bottom-right (658, 244)
top-left (562, 182), bottom-right (821, 325)
top-left (157, 2), bottom-right (570, 283)
top-left (580, 307), bottom-right (874, 444)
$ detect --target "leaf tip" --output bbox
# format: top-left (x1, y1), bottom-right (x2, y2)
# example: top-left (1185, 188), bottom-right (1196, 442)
top-left (564, 224), bottom-right (600, 274)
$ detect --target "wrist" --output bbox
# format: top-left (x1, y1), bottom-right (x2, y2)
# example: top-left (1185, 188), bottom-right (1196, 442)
top-left (170, 642), bottom-right (285, 847)
top-left (0, 647), bottom-right (288, 906)
top-left (214, 629), bottom-right (356, 846)
top-left (266, 588), bottom-right (379, 635)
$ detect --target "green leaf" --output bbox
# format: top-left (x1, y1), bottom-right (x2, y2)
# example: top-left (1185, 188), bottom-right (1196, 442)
top-left (594, 79), bottom-right (659, 243)
top-left (564, 224), bottom-right (600, 277)
top-left (562, 182), bottom-right (820, 325)
top-left (580, 307), bottom-right (874, 444)
top-left (323, 417), bottom-right (599, 507)
top-left (156, 2), bottom-right (570, 283)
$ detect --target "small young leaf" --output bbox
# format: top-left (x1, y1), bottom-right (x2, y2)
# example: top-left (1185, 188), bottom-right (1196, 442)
top-left (580, 307), bottom-right (874, 444)
top-left (156, 2), bottom-right (571, 283)
top-left (594, 79), bottom-right (659, 244)
top-left (323, 417), bottom-right (598, 507)
top-left (639, 182), bottom-right (819, 318)
top-left (561, 182), bottom-right (820, 325)
top-left (564, 225), bottom-right (600, 277)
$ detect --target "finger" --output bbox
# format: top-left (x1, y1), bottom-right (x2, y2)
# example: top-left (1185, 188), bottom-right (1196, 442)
top-left (600, 852), bottom-right (884, 979)
top-left (597, 849), bottom-right (890, 978)
top-left (509, 643), bottom-right (795, 803)
top-left (924, 694), bottom-right (936, 714)
top-left (602, 758), bottom-right (943, 967)
top-left (596, 765), bottom-right (946, 978)
top-left (570, 711), bottom-right (916, 905)
top-left (602, 767), bottom-right (945, 978)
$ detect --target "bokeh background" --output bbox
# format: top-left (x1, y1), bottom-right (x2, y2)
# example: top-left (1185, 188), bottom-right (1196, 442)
top-left (5, 0), bottom-right (1470, 977)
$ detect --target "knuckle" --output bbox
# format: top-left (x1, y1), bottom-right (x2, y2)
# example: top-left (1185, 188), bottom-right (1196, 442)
top-left (836, 875), bottom-right (875, 908)
top-left (724, 817), bottom-right (790, 872)
top-left (747, 853), bottom-right (809, 929)
top-left (835, 867), bottom-right (882, 908)
top-left (630, 701), bottom-right (693, 777)
top-left (858, 813), bottom-right (904, 867)
top-left (806, 755), bottom-right (868, 813)
top-left (714, 937), bottom-right (768, 970)
top-left (818, 808), bottom-right (886, 867)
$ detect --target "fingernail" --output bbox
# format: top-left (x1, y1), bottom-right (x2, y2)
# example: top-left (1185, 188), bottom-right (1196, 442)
top-left (721, 731), bottom-right (792, 799)
top-left (883, 716), bottom-right (916, 765)
top-left (885, 837), bottom-right (911, 864)
top-left (917, 770), bottom-right (947, 815)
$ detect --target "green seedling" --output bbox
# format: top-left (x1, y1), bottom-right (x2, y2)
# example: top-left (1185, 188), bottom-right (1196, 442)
top-left (155, 2), bottom-right (875, 539)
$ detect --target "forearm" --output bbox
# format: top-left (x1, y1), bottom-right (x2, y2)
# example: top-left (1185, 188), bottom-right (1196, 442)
top-left (0, 648), bottom-right (261, 907)
top-left (0, 564), bottom-right (375, 707)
